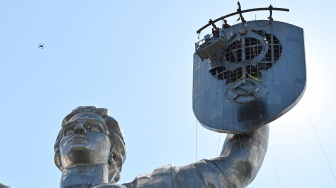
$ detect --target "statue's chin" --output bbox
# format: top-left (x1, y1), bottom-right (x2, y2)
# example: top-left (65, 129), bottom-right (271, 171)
top-left (61, 146), bottom-right (110, 168)
top-left (61, 146), bottom-right (93, 167)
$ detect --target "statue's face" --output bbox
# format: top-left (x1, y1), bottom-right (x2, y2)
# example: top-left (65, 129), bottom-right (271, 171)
top-left (59, 112), bottom-right (111, 168)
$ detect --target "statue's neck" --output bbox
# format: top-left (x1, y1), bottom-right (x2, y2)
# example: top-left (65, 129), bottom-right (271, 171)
top-left (60, 163), bottom-right (109, 188)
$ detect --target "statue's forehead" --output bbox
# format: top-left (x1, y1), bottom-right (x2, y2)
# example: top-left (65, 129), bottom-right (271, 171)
top-left (67, 112), bottom-right (106, 124)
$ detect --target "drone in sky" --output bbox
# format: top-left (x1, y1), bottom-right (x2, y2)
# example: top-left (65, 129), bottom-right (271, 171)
top-left (38, 43), bottom-right (44, 49)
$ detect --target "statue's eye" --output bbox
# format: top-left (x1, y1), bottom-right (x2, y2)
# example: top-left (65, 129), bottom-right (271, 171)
top-left (86, 124), bottom-right (100, 133)
top-left (64, 129), bottom-right (74, 136)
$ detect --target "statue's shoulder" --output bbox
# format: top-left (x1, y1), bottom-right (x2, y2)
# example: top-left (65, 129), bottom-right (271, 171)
top-left (122, 164), bottom-right (175, 188)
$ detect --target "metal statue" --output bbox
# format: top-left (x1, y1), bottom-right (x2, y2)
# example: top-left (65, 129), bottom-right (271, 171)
top-left (0, 183), bottom-right (10, 188)
top-left (54, 106), bottom-right (269, 188)
top-left (52, 3), bottom-right (304, 188)
top-left (1, 3), bottom-right (303, 188)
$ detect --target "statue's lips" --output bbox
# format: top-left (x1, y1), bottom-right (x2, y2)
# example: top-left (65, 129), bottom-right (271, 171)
top-left (68, 135), bottom-right (89, 144)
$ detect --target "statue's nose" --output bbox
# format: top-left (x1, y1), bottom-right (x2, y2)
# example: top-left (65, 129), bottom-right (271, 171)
top-left (74, 124), bottom-right (86, 134)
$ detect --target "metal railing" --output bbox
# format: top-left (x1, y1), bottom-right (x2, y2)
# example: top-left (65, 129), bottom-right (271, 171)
top-left (195, 29), bottom-right (227, 51)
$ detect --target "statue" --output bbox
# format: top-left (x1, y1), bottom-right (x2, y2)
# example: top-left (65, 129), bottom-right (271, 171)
top-left (54, 106), bottom-right (269, 188)
top-left (53, 5), bottom-right (305, 188)
top-left (0, 183), bottom-right (10, 188)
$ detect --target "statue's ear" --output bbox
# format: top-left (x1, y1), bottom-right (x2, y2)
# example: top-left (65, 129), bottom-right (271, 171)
top-left (108, 154), bottom-right (113, 165)
top-left (108, 152), bottom-right (120, 183)
top-left (108, 152), bottom-right (116, 165)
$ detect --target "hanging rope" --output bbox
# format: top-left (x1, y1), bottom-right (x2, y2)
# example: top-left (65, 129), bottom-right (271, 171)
top-left (268, 25), bottom-right (283, 187)
top-left (233, 102), bottom-right (248, 185)
top-left (283, 50), bottom-right (336, 183)
top-left (270, 145), bottom-right (282, 188)
top-left (215, 72), bottom-right (222, 157)
top-left (195, 119), bottom-right (198, 162)
top-left (303, 102), bottom-right (336, 182)
top-left (216, 133), bottom-right (222, 156)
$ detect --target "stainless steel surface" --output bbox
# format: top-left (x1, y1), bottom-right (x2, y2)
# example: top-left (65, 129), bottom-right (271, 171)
top-left (123, 125), bottom-right (269, 188)
top-left (0, 183), bottom-right (10, 188)
top-left (55, 106), bottom-right (268, 188)
top-left (54, 106), bottom-right (126, 188)
top-left (193, 20), bottom-right (306, 133)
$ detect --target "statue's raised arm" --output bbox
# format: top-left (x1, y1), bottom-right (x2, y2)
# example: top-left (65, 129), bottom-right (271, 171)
top-left (122, 4), bottom-right (304, 187)
top-left (122, 125), bottom-right (268, 188)
top-left (211, 125), bottom-right (269, 187)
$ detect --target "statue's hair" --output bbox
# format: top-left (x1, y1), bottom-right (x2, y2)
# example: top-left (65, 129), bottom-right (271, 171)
top-left (54, 106), bottom-right (126, 183)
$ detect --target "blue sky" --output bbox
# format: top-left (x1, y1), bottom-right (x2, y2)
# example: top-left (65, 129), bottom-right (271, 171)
top-left (0, 0), bottom-right (335, 187)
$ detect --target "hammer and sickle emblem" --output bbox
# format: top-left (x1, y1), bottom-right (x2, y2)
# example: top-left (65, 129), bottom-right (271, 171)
top-left (225, 75), bottom-right (267, 103)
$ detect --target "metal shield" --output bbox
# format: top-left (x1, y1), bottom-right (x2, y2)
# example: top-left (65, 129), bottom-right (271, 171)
top-left (192, 21), bottom-right (306, 134)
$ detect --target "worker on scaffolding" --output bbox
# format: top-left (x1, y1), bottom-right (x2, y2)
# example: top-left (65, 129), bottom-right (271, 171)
top-left (222, 19), bottom-right (230, 29)
top-left (212, 26), bottom-right (220, 38)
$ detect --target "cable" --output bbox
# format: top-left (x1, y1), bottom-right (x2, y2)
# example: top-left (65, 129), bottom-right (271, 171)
top-left (195, 119), bottom-right (198, 162)
top-left (303, 102), bottom-right (336, 182)
top-left (229, 41), bottom-right (248, 185)
top-left (283, 50), bottom-right (336, 183)
top-left (233, 102), bottom-right (248, 186)
top-left (270, 145), bottom-right (282, 188)
top-left (269, 25), bottom-right (283, 187)
top-left (216, 133), bottom-right (222, 156)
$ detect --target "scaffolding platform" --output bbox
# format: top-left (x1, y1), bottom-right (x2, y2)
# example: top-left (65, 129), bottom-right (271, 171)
top-left (195, 30), bottom-right (228, 60)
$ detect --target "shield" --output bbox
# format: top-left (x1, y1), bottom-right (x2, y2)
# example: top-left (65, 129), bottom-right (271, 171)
top-left (192, 21), bottom-right (306, 134)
